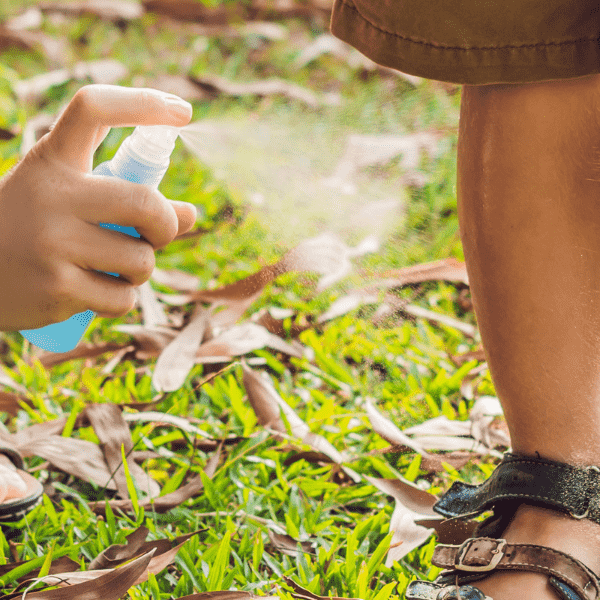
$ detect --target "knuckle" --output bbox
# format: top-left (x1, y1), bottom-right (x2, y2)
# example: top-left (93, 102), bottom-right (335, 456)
top-left (107, 284), bottom-right (136, 318)
top-left (135, 243), bottom-right (155, 284)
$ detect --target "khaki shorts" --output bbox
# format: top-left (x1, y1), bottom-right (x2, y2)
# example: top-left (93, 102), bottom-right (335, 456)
top-left (329, 0), bottom-right (600, 85)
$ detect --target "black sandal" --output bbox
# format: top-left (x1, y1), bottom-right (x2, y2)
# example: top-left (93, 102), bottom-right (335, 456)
top-left (405, 452), bottom-right (600, 600)
top-left (0, 444), bottom-right (43, 523)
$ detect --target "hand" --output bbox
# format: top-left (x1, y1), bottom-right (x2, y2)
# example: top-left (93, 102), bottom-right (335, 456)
top-left (0, 84), bottom-right (196, 331)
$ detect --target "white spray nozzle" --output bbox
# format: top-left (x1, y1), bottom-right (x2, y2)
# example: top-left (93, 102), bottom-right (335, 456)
top-left (128, 124), bottom-right (180, 165)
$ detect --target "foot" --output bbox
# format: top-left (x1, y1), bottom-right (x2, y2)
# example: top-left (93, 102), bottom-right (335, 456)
top-left (468, 503), bottom-right (600, 600)
top-left (0, 454), bottom-right (27, 504)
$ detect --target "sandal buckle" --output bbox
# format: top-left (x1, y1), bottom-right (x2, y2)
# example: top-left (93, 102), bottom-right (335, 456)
top-left (455, 538), bottom-right (507, 572)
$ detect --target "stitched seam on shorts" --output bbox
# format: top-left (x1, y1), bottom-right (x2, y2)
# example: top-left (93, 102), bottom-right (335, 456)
top-left (336, 0), bottom-right (600, 51)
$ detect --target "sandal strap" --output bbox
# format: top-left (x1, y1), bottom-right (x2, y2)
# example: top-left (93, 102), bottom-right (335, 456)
top-left (431, 537), bottom-right (600, 600)
top-left (433, 452), bottom-right (600, 526)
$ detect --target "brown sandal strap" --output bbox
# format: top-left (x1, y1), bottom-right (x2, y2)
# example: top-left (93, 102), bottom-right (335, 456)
top-left (432, 537), bottom-right (600, 600)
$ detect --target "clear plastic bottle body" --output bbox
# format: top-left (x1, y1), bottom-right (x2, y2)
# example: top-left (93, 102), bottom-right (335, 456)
top-left (19, 126), bottom-right (178, 353)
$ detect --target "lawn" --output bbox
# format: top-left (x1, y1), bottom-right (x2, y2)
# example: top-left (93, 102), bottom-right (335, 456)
top-left (0, 2), bottom-right (504, 599)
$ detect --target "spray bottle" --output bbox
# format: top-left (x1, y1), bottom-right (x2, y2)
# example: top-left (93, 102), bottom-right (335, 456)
top-left (19, 124), bottom-right (181, 353)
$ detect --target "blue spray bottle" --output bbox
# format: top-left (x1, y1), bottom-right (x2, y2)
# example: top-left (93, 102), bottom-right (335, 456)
top-left (19, 124), bottom-right (181, 353)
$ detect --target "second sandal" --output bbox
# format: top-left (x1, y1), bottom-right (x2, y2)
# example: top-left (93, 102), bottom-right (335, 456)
top-left (405, 452), bottom-right (600, 600)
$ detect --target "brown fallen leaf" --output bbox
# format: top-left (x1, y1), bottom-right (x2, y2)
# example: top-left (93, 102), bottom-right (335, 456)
top-left (282, 576), bottom-right (363, 600)
top-left (386, 500), bottom-right (435, 565)
top-left (253, 307), bottom-right (311, 338)
top-left (142, 0), bottom-right (330, 24)
top-left (317, 290), bottom-right (379, 323)
top-left (0, 555), bottom-right (79, 581)
top-left (5, 549), bottom-right (156, 600)
top-left (89, 444), bottom-right (222, 515)
top-left (267, 530), bottom-right (313, 556)
top-left (18, 436), bottom-right (119, 491)
top-left (151, 266), bottom-right (202, 291)
top-left (450, 346), bottom-right (486, 367)
top-left (0, 24), bottom-right (68, 67)
top-left (195, 322), bottom-right (304, 362)
top-left (293, 33), bottom-right (422, 86)
top-left (0, 391), bottom-right (34, 416)
top-left (22, 536), bottom-right (191, 589)
top-left (370, 257), bottom-right (469, 287)
top-left (324, 132), bottom-right (442, 195)
top-left (35, 341), bottom-right (131, 369)
top-left (83, 403), bottom-right (161, 500)
top-left (175, 593), bottom-right (279, 600)
top-left (402, 304), bottom-right (477, 338)
top-left (188, 74), bottom-right (341, 109)
top-left (38, 1), bottom-right (144, 22)
top-left (4, 7), bottom-right (44, 30)
top-left (89, 526), bottom-right (205, 570)
top-left (241, 361), bottom-right (347, 464)
top-left (152, 305), bottom-right (209, 392)
top-left (137, 279), bottom-right (171, 328)
top-left (468, 396), bottom-right (510, 449)
top-left (365, 399), bottom-right (427, 455)
top-left (364, 475), bottom-right (438, 518)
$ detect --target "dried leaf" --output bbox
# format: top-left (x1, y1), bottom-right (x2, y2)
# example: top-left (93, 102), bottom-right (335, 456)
top-left (25, 536), bottom-right (190, 589)
top-left (152, 305), bottom-right (209, 392)
top-left (371, 257), bottom-right (469, 287)
top-left (151, 267), bottom-right (201, 291)
top-left (402, 304), bottom-right (477, 338)
top-left (121, 411), bottom-right (213, 438)
top-left (0, 391), bottom-right (34, 416)
top-left (71, 59), bottom-right (129, 86)
top-left (83, 403), bottom-right (161, 499)
top-left (241, 362), bottom-right (349, 466)
top-left (13, 69), bottom-right (72, 103)
top-left (11, 549), bottom-right (156, 600)
top-left (386, 501), bottom-right (435, 565)
top-left (38, 1), bottom-right (144, 22)
top-left (196, 322), bottom-right (303, 363)
top-left (365, 399), bottom-right (426, 455)
top-left (89, 527), bottom-right (203, 570)
top-left (402, 415), bottom-right (472, 438)
top-left (36, 341), bottom-right (130, 369)
top-left (0, 555), bottom-right (79, 581)
top-left (293, 34), bottom-right (421, 86)
top-left (137, 280), bottom-right (170, 328)
top-left (176, 593), bottom-right (278, 600)
top-left (317, 291), bottom-right (379, 323)
top-left (19, 436), bottom-right (118, 490)
top-left (267, 530), bottom-right (313, 556)
top-left (364, 475), bottom-right (438, 518)
top-left (0, 25), bottom-right (68, 67)
top-left (324, 132), bottom-right (442, 194)
top-left (282, 576), bottom-right (363, 600)
top-left (5, 7), bottom-right (43, 30)
top-left (189, 74), bottom-right (340, 109)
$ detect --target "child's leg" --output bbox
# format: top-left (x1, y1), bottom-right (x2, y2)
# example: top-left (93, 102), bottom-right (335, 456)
top-left (457, 74), bottom-right (600, 599)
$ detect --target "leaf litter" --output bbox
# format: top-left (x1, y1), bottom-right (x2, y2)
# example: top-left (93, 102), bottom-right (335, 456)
top-left (0, 4), bottom-right (508, 599)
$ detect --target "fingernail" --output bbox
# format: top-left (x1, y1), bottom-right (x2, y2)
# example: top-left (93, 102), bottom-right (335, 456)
top-left (165, 97), bottom-right (192, 118)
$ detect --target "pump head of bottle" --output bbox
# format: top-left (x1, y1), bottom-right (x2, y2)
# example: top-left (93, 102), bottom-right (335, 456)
top-left (129, 125), bottom-right (181, 165)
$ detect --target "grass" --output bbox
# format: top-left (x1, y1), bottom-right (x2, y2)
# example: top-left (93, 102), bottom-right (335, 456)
top-left (0, 2), bottom-right (498, 599)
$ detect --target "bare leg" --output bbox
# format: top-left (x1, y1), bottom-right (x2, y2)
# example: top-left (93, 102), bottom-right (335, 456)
top-left (457, 74), bottom-right (600, 599)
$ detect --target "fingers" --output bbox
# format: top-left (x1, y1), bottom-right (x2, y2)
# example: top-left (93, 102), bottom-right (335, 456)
top-left (69, 220), bottom-right (157, 287)
top-left (71, 173), bottom-right (180, 250)
top-left (42, 84), bottom-right (193, 172)
top-left (62, 261), bottom-right (138, 319)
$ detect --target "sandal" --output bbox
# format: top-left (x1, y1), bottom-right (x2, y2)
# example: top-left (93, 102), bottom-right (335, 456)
top-left (405, 452), bottom-right (600, 600)
top-left (0, 444), bottom-right (43, 522)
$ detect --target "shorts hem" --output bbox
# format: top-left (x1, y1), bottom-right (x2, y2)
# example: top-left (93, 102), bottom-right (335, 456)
top-left (330, 0), bottom-right (600, 85)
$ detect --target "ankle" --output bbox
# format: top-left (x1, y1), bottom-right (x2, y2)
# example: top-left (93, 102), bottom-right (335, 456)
top-left (501, 503), bottom-right (600, 573)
